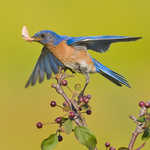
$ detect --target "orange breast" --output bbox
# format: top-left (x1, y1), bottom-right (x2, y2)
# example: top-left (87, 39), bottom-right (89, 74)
top-left (47, 41), bottom-right (75, 62)
top-left (46, 41), bottom-right (95, 72)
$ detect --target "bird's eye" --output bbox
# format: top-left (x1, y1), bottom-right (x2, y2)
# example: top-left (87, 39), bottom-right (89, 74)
top-left (40, 34), bottom-right (45, 38)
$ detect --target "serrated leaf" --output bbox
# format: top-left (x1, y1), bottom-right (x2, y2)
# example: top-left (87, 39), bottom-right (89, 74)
top-left (41, 133), bottom-right (58, 150)
top-left (64, 119), bottom-right (73, 134)
top-left (74, 126), bottom-right (97, 150)
top-left (142, 128), bottom-right (150, 140)
top-left (137, 116), bottom-right (146, 123)
top-left (118, 147), bottom-right (129, 150)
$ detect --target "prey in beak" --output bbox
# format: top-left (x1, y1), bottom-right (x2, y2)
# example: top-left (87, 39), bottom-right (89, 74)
top-left (22, 26), bottom-right (41, 42)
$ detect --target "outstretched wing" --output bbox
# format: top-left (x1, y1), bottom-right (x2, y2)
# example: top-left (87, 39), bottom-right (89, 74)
top-left (25, 47), bottom-right (64, 88)
top-left (66, 36), bottom-right (141, 53)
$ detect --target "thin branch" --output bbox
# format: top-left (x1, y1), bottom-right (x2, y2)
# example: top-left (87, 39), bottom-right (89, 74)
top-left (135, 142), bottom-right (146, 150)
top-left (52, 72), bottom-right (86, 127)
top-left (128, 106), bottom-right (147, 150)
top-left (52, 72), bottom-right (97, 150)
top-left (128, 128), bottom-right (141, 150)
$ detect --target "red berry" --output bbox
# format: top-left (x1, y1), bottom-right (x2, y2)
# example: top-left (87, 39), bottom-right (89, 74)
top-left (61, 80), bottom-right (68, 86)
top-left (55, 117), bottom-right (62, 124)
top-left (79, 96), bottom-right (84, 103)
top-left (105, 142), bottom-right (110, 147)
top-left (86, 110), bottom-right (92, 115)
top-left (58, 135), bottom-right (63, 142)
top-left (50, 101), bottom-right (56, 107)
top-left (83, 96), bottom-right (89, 103)
top-left (83, 96), bottom-right (87, 100)
top-left (145, 102), bottom-right (150, 108)
top-left (36, 122), bottom-right (43, 129)
top-left (109, 147), bottom-right (116, 150)
top-left (69, 111), bottom-right (75, 119)
top-left (139, 101), bottom-right (145, 107)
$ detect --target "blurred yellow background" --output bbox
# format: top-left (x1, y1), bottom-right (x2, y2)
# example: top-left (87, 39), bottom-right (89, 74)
top-left (2, 0), bottom-right (150, 150)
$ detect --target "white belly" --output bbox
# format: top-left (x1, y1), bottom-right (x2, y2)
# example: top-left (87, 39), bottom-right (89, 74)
top-left (64, 60), bottom-right (96, 73)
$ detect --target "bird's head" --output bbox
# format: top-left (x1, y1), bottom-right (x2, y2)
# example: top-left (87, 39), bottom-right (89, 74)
top-left (22, 26), bottom-right (63, 46)
top-left (31, 30), bottom-right (63, 46)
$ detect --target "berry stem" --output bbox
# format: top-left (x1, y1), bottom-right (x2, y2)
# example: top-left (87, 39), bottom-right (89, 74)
top-left (136, 142), bottom-right (146, 150)
top-left (56, 104), bottom-right (65, 110)
top-left (66, 86), bottom-right (73, 93)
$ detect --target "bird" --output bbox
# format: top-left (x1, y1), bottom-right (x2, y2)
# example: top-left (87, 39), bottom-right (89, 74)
top-left (22, 26), bottom-right (141, 97)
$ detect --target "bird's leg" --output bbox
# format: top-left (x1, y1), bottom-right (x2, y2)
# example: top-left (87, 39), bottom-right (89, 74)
top-left (56, 67), bottom-right (74, 81)
top-left (78, 73), bottom-right (89, 99)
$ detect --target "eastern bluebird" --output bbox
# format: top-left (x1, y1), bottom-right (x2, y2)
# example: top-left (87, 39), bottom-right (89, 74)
top-left (22, 26), bottom-right (141, 97)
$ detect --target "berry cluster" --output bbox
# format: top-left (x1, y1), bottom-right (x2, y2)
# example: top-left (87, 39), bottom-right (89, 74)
top-left (78, 95), bottom-right (92, 115)
top-left (139, 101), bottom-right (150, 108)
top-left (34, 73), bottom-right (150, 150)
top-left (36, 80), bottom-right (93, 144)
top-left (104, 100), bottom-right (150, 150)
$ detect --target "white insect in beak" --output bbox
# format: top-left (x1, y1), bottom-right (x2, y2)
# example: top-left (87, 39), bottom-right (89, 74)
top-left (22, 25), bottom-right (34, 42)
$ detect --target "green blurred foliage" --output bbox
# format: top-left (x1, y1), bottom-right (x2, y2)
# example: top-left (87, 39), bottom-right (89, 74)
top-left (1, 0), bottom-right (150, 150)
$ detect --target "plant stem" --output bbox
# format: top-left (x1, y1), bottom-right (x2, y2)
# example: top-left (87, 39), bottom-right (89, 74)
top-left (53, 72), bottom-right (97, 150)
top-left (128, 106), bottom-right (147, 150)
top-left (128, 129), bottom-right (140, 150)
top-left (136, 142), bottom-right (146, 150)
top-left (53, 73), bottom-right (86, 127)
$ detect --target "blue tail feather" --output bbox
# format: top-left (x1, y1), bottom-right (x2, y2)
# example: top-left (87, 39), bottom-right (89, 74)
top-left (92, 58), bottom-right (131, 87)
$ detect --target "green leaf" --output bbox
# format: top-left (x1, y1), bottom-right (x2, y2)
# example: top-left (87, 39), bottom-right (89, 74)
top-left (64, 119), bottom-right (73, 134)
top-left (61, 117), bottom-right (68, 122)
top-left (137, 116), bottom-right (146, 123)
top-left (118, 147), bottom-right (129, 150)
top-left (74, 126), bottom-right (97, 150)
top-left (41, 133), bottom-right (58, 150)
top-left (142, 128), bottom-right (150, 140)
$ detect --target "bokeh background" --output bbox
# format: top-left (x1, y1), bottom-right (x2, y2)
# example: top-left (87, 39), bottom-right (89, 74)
top-left (2, 0), bottom-right (150, 150)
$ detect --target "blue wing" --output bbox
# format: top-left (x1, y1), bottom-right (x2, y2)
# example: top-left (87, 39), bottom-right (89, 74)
top-left (25, 47), bottom-right (64, 88)
top-left (66, 36), bottom-right (141, 53)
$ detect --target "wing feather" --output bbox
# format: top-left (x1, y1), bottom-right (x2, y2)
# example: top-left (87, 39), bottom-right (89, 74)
top-left (43, 55), bottom-right (52, 79)
top-left (67, 36), bottom-right (141, 53)
top-left (47, 52), bottom-right (59, 74)
top-left (25, 47), bottom-right (63, 88)
top-left (38, 57), bottom-right (45, 83)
